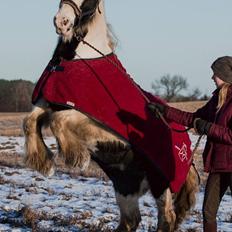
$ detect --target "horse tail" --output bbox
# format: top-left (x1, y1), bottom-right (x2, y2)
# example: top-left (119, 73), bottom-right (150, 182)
top-left (174, 164), bottom-right (200, 229)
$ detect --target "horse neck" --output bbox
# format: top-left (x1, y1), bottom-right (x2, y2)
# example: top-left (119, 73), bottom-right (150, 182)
top-left (74, 2), bottom-right (112, 59)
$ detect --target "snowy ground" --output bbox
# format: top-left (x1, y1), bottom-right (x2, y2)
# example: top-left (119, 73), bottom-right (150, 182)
top-left (0, 134), bottom-right (231, 232)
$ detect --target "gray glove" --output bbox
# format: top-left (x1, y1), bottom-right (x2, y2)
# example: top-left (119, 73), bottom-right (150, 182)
top-left (194, 118), bottom-right (212, 135)
top-left (147, 102), bottom-right (166, 118)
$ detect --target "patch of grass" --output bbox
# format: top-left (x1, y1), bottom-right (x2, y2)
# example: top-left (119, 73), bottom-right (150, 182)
top-left (0, 104), bottom-right (206, 183)
top-left (0, 175), bottom-right (6, 184)
top-left (21, 206), bottom-right (115, 231)
top-left (0, 152), bottom-right (24, 168)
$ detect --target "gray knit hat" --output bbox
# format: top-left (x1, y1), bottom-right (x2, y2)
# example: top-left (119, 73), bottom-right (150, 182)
top-left (211, 56), bottom-right (232, 84)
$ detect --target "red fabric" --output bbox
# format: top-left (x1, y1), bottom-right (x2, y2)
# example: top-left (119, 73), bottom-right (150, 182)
top-left (166, 87), bottom-right (232, 173)
top-left (33, 54), bottom-right (192, 195)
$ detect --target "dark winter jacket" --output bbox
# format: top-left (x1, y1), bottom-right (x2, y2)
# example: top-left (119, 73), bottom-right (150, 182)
top-left (165, 86), bottom-right (232, 172)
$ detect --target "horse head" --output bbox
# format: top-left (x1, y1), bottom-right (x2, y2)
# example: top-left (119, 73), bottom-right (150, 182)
top-left (54, 0), bottom-right (102, 42)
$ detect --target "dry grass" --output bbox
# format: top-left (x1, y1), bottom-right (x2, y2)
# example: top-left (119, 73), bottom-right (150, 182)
top-left (0, 205), bottom-right (110, 232)
top-left (0, 112), bottom-right (27, 136)
top-left (0, 102), bottom-right (207, 182)
top-left (0, 105), bottom-right (209, 231)
top-left (0, 112), bottom-right (52, 136)
top-left (0, 152), bottom-right (25, 168)
top-left (0, 151), bottom-right (108, 181)
top-left (169, 101), bottom-right (207, 112)
top-left (21, 206), bottom-right (114, 232)
top-left (0, 102), bottom-right (206, 136)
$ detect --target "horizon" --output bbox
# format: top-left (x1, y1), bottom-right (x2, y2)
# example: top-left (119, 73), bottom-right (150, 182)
top-left (1, 1), bottom-right (232, 96)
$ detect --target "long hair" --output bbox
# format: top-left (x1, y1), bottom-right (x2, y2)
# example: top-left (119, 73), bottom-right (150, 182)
top-left (217, 83), bottom-right (232, 111)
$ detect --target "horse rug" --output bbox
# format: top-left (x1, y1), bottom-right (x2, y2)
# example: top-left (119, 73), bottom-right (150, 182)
top-left (32, 54), bottom-right (192, 197)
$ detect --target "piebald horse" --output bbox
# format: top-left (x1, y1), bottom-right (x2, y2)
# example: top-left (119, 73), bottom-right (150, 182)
top-left (23, 0), bottom-right (199, 231)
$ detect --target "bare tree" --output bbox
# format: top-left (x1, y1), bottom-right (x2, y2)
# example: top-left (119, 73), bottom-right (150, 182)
top-left (188, 88), bottom-right (202, 101)
top-left (152, 74), bottom-right (188, 101)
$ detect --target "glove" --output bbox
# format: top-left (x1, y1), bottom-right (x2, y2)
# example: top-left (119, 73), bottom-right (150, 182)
top-left (194, 118), bottom-right (212, 135)
top-left (147, 102), bottom-right (166, 118)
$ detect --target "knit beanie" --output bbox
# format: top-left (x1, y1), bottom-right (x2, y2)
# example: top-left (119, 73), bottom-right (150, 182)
top-left (211, 56), bottom-right (232, 84)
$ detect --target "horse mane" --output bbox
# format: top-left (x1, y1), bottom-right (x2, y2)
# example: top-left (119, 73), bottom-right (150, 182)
top-left (77, 1), bottom-right (118, 51)
top-left (51, 37), bottom-right (80, 64)
top-left (106, 23), bottom-right (117, 51)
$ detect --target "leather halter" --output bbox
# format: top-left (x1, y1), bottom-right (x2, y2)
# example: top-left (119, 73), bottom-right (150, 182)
top-left (60, 0), bottom-right (101, 26)
top-left (60, 0), bottom-right (81, 17)
top-left (60, 0), bottom-right (101, 40)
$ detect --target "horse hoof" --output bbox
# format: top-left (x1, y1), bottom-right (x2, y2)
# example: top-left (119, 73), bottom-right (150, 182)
top-left (114, 225), bottom-right (136, 232)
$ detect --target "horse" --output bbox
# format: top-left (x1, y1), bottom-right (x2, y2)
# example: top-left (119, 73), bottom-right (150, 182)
top-left (23, 0), bottom-right (199, 231)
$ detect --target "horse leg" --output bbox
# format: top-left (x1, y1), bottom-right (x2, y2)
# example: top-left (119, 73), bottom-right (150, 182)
top-left (156, 188), bottom-right (176, 232)
top-left (114, 192), bottom-right (141, 232)
top-left (92, 142), bottom-right (147, 231)
top-left (114, 174), bottom-right (148, 232)
top-left (23, 106), bottom-right (54, 176)
top-left (174, 165), bottom-right (199, 230)
top-left (50, 109), bottom-right (91, 170)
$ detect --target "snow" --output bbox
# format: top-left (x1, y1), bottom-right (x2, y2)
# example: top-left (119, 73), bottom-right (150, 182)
top-left (0, 134), bottom-right (231, 231)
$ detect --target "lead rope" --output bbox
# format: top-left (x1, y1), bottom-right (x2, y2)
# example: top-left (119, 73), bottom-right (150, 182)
top-left (78, 36), bottom-right (202, 164)
top-left (188, 135), bottom-right (203, 165)
top-left (187, 118), bottom-right (205, 165)
top-left (79, 37), bottom-right (190, 133)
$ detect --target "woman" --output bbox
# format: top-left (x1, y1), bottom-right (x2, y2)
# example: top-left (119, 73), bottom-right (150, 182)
top-left (148, 56), bottom-right (232, 232)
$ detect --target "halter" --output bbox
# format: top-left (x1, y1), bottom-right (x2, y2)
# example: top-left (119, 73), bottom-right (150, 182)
top-left (60, 0), bottom-right (101, 33)
top-left (60, 0), bottom-right (81, 17)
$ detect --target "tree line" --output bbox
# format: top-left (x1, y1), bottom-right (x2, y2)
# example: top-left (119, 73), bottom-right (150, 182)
top-left (0, 75), bottom-right (207, 112)
top-left (0, 79), bottom-right (34, 112)
top-left (151, 74), bottom-right (209, 102)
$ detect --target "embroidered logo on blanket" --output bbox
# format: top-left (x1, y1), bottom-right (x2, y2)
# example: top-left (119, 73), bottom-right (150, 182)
top-left (175, 143), bottom-right (188, 162)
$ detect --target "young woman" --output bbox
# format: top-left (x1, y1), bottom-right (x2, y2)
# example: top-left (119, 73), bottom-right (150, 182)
top-left (148, 56), bottom-right (232, 232)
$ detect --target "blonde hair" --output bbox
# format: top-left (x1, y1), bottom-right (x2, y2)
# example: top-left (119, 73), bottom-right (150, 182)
top-left (217, 83), bottom-right (231, 111)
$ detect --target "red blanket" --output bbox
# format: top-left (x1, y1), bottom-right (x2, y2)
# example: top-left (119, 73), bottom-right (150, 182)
top-left (33, 54), bottom-right (192, 197)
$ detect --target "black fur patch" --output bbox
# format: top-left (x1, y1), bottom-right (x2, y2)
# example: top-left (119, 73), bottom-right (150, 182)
top-left (92, 142), bottom-right (146, 196)
top-left (80, 0), bottom-right (100, 25)
top-left (96, 141), bottom-right (130, 155)
top-left (94, 141), bottom-right (132, 166)
top-left (93, 152), bottom-right (146, 196)
top-left (51, 33), bottom-right (88, 64)
top-left (51, 37), bottom-right (77, 64)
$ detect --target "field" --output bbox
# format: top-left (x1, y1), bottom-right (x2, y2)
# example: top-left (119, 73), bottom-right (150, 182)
top-left (0, 101), bottom-right (232, 232)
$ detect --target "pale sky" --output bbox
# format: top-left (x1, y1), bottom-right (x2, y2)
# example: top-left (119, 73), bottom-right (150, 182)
top-left (1, 1), bottom-right (232, 95)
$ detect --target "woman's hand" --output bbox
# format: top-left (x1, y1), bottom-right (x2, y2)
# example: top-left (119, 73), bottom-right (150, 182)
top-left (194, 118), bottom-right (212, 135)
top-left (147, 102), bottom-right (167, 118)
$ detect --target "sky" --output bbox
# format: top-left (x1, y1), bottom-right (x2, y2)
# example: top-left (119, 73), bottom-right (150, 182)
top-left (1, 0), bottom-right (232, 95)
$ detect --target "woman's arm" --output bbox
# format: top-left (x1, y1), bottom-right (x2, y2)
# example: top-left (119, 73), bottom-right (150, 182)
top-left (165, 107), bottom-right (195, 127)
top-left (165, 99), bottom-right (215, 127)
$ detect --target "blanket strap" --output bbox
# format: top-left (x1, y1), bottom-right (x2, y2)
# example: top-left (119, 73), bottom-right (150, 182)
top-left (79, 36), bottom-right (191, 134)
top-left (79, 37), bottom-right (203, 167)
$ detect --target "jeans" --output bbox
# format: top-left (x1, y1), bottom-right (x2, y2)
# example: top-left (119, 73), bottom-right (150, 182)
top-left (203, 172), bottom-right (232, 224)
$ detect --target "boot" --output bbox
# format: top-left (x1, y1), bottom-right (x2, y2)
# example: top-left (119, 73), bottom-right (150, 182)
top-left (203, 221), bottom-right (217, 232)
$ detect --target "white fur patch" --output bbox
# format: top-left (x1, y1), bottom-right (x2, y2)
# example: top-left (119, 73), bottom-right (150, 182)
top-left (47, 166), bottom-right (56, 177)
top-left (80, 155), bottom-right (91, 171)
